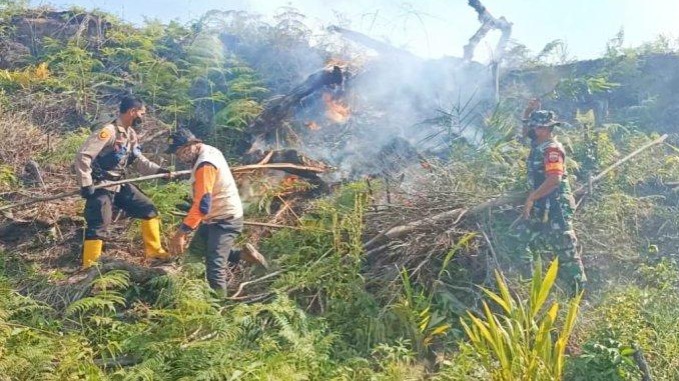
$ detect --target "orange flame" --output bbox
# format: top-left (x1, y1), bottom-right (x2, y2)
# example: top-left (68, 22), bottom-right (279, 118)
top-left (278, 175), bottom-right (303, 196)
top-left (325, 58), bottom-right (348, 68)
top-left (281, 175), bottom-right (299, 188)
top-left (322, 92), bottom-right (350, 124)
top-left (305, 121), bottom-right (320, 130)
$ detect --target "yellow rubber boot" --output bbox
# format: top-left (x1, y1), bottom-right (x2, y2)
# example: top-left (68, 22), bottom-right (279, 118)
top-left (141, 217), bottom-right (169, 259)
top-left (82, 239), bottom-right (103, 269)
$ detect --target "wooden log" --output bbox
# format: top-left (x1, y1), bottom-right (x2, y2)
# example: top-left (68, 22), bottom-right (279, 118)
top-left (93, 356), bottom-right (140, 368)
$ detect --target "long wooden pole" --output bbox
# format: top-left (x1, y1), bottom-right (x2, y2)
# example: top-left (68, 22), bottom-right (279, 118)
top-left (0, 163), bottom-right (327, 212)
top-left (574, 133), bottom-right (668, 194)
top-left (0, 171), bottom-right (191, 212)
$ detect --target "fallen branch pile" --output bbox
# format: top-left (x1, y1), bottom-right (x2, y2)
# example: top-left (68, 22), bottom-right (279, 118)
top-left (363, 134), bottom-right (668, 289)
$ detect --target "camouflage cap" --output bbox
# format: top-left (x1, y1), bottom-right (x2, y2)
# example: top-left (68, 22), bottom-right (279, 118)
top-left (524, 110), bottom-right (561, 128)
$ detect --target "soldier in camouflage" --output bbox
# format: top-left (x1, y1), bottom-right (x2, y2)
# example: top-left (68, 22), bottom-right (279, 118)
top-left (519, 99), bottom-right (587, 293)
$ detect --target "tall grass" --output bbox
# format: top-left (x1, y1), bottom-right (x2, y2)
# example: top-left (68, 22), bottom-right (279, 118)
top-left (461, 259), bottom-right (582, 380)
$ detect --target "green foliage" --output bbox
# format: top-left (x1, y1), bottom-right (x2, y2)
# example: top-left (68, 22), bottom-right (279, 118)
top-left (554, 74), bottom-right (619, 102)
top-left (66, 270), bottom-right (130, 317)
top-left (40, 38), bottom-right (105, 113)
top-left (565, 338), bottom-right (636, 381)
top-left (4, 3), bottom-right (679, 380)
top-left (388, 235), bottom-right (475, 356)
top-left (139, 180), bottom-right (192, 229)
top-left (0, 62), bottom-right (54, 91)
top-left (435, 341), bottom-right (488, 380)
top-left (0, 164), bottom-right (17, 190)
top-left (0, 273), bottom-right (104, 380)
top-left (575, 260), bottom-right (679, 380)
top-left (461, 259), bottom-right (582, 380)
top-left (38, 128), bottom-right (90, 166)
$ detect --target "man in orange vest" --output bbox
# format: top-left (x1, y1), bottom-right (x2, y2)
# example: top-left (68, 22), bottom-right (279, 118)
top-left (166, 128), bottom-right (267, 295)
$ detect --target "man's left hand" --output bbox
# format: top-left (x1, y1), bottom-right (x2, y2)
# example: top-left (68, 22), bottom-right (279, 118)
top-left (157, 168), bottom-right (174, 180)
top-left (170, 232), bottom-right (187, 255)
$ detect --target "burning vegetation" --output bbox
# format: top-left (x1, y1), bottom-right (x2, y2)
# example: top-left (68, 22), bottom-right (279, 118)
top-left (1, 1), bottom-right (679, 380)
top-left (322, 91), bottom-right (351, 124)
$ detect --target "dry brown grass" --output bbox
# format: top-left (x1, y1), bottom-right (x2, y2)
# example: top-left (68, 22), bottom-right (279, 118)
top-left (0, 109), bottom-right (49, 171)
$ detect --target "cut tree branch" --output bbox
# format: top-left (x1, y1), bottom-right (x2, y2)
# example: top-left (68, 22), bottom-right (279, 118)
top-left (463, 0), bottom-right (512, 62)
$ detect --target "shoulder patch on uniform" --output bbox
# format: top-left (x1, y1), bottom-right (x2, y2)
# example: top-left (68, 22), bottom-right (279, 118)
top-left (548, 150), bottom-right (560, 163)
top-left (98, 129), bottom-right (111, 141)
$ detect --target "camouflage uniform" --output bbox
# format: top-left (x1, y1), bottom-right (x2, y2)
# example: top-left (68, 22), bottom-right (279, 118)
top-left (520, 112), bottom-right (587, 291)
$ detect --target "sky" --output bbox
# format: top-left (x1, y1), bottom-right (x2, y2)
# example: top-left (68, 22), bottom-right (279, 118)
top-left (28, 0), bottom-right (679, 61)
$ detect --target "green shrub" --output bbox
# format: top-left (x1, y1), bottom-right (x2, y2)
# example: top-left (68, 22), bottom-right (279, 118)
top-left (461, 259), bottom-right (582, 381)
top-left (38, 128), bottom-right (90, 167)
top-left (575, 260), bottom-right (679, 380)
top-left (565, 337), bottom-right (636, 381)
top-left (0, 164), bottom-right (17, 191)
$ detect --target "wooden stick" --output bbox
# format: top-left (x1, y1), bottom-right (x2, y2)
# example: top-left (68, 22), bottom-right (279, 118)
top-left (0, 171), bottom-right (190, 212)
top-left (233, 163), bottom-right (326, 173)
top-left (243, 221), bottom-right (306, 230)
top-left (575, 134), bottom-right (668, 194)
top-left (93, 356), bottom-right (140, 368)
top-left (229, 270), bottom-right (283, 299)
top-left (256, 150), bottom-right (274, 165)
top-left (364, 208), bottom-right (467, 250)
top-left (0, 163), bottom-right (328, 212)
top-left (632, 342), bottom-right (653, 381)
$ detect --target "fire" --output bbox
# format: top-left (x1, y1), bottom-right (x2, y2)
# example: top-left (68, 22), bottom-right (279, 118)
top-left (325, 58), bottom-right (348, 68)
top-left (305, 121), bottom-right (320, 130)
top-left (281, 175), bottom-right (299, 188)
top-left (322, 92), bottom-right (350, 124)
top-left (279, 175), bottom-right (308, 196)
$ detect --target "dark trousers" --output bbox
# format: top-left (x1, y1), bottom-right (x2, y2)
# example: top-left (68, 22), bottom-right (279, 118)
top-left (187, 218), bottom-right (243, 291)
top-left (84, 184), bottom-right (158, 240)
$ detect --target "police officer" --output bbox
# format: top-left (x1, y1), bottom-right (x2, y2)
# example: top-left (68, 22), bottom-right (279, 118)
top-left (165, 128), bottom-right (267, 296)
top-left (75, 96), bottom-right (171, 268)
top-left (521, 99), bottom-right (587, 292)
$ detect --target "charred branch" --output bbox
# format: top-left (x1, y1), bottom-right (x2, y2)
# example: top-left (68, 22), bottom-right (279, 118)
top-left (243, 149), bottom-right (331, 196)
top-left (249, 66), bottom-right (345, 136)
top-left (244, 149), bottom-right (330, 178)
top-left (463, 0), bottom-right (512, 63)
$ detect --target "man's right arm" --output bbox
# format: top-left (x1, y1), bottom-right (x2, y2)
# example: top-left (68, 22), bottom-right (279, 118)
top-left (179, 163), bottom-right (218, 234)
top-left (523, 98), bottom-right (541, 119)
top-left (75, 126), bottom-right (115, 187)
